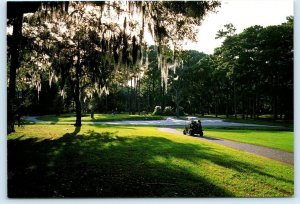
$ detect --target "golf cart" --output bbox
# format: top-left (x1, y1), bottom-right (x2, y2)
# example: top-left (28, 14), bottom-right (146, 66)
top-left (183, 117), bottom-right (203, 137)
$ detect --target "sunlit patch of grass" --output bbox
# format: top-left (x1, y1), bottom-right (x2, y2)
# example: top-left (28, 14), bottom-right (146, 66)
top-left (204, 129), bottom-right (293, 152)
top-left (8, 124), bottom-right (293, 197)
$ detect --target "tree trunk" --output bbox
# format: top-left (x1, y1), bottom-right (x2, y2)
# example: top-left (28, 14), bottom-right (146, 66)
top-left (279, 99), bottom-right (283, 119)
top-left (136, 79), bottom-right (141, 115)
top-left (134, 76), bottom-right (137, 115)
top-left (233, 82), bottom-right (237, 119)
top-left (273, 95), bottom-right (278, 120)
top-left (8, 14), bottom-right (23, 134)
top-left (256, 95), bottom-right (260, 119)
top-left (105, 93), bottom-right (108, 113)
top-left (161, 83), bottom-right (165, 110)
top-left (130, 78), bottom-right (133, 114)
top-left (74, 89), bottom-right (82, 126)
top-left (214, 96), bottom-right (218, 118)
top-left (74, 47), bottom-right (82, 127)
top-left (241, 99), bottom-right (245, 119)
top-left (147, 80), bottom-right (151, 112)
top-left (174, 87), bottom-right (179, 118)
top-left (91, 102), bottom-right (94, 119)
top-left (251, 94), bottom-right (255, 119)
top-left (225, 94), bottom-right (229, 118)
top-left (126, 85), bottom-right (129, 112)
top-left (151, 76), bottom-right (155, 110)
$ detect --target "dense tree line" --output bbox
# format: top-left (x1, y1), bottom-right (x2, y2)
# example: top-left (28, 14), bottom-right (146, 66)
top-left (138, 17), bottom-right (293, 120)
top-left (18, 13), bottom-right (293, 119)
top-left (211, 17), bottom-right (293, 119)
top-left (9, 17), bottom-right (293, 121)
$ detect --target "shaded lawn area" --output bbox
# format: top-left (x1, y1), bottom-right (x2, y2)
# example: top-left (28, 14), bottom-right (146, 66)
top-left (202, 128), bottom-right (293, 153)
top-left (8, 125), bottom-right (293, 198)
top-left (37, 113), bottom-right (164, 123)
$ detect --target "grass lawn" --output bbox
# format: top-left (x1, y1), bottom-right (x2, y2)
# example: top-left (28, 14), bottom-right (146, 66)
top-left (177, 126), bottom-right (293, 152)
top-left (203, 127), bottom-right (293, 152)
top-left (8, 124), bottom-right (293, 197)
top-left (37, 113), bottom-right (165, 123)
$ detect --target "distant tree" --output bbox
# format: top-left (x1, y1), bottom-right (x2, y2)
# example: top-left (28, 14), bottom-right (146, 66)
top-left (258, 17), bottom-right (293, 119)
top-left (212, 17), bottom-right (293, 119)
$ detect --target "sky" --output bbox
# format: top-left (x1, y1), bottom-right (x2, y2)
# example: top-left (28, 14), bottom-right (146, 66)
top-left (185, 0), bottom-right (294, 54)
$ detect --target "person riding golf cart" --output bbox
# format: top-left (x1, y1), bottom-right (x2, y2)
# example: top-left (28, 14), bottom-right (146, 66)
top-left (183, 117), bottom-right (203, 137)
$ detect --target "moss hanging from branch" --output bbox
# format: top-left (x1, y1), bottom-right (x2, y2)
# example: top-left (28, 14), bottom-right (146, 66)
top-left (20, 0), bottom-right (220, 104)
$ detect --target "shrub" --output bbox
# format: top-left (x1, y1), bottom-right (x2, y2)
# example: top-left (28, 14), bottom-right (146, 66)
top-left (163, 106), bottom-right (174, 116)
top-left (152, 106), bottom-right (162, 115)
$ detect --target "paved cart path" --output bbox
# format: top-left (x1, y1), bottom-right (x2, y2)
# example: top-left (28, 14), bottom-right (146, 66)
top-left (24, 116), bottom-right (276, 127)
top-left (158, 128), bottom-right (293, 165)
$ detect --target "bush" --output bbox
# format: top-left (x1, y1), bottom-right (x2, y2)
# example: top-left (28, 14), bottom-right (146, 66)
top-left (153, 106), bottom-right (181, 116)
top-left (152, 106), bottom-right (162, 115)
top-left (163, 106), bottom-right (174, 116)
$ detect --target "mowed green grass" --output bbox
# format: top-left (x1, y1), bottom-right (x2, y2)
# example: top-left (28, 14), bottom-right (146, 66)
top-left (203, 128), bottom-right (293, 152)
top-left (37, 113), bottom-right (164, 122)
top-left (8, 124), bottom-right (293, 197)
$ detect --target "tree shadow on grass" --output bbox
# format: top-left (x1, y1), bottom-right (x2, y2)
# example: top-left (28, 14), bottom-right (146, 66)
top-left (200, 136), bottom-right (222, 141)
top-left (7, 127), bottom-right (293, 198)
